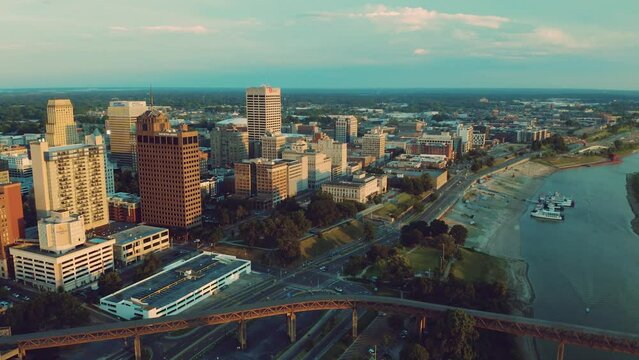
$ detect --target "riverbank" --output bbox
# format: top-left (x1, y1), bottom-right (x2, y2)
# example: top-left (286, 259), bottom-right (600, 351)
top-left (443, 160), bottom-right (553, 360)
top-left (625, 173), bottom-right (639, 236)
top-left (443, 161), bottom-right (554, 258)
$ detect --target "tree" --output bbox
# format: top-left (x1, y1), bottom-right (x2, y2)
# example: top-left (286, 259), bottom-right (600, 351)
top-left (136, 253), bottom-right (161, 280)
top-left (429, 310), bottom-right (478, 360)
top-left (400, 343), bottom-right (430, 360)
top-left (614, 139), bottom-right (624, 150)
top-left (401, 228), bottom-right (423, 247)
top-left (433, 234), bottom-right (458, 259)
top-left (429, 219), bottom-right (449, 237)
top-left (449, 224), bottom-right (469, 245)
top-left (363, 222), bottom-right (375, 242)
top-left (470, 160), bottom-right (482, 172)
top-left (2, 292), bottom-right (89, 334)
top-left (98, 271), bottom-right (122, 296)
top-left (377, 254), bottom-right (413, 286)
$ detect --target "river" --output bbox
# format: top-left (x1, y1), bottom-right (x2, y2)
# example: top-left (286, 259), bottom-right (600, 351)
top-left (519, 154), bottom-right (639, 360)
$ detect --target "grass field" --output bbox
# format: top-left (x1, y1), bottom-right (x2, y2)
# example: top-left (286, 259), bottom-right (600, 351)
top-left (299, 220), bottom-right (365, 259)
top-left (402, 246), bottom-right (441, 273)
top-left (373, 191), bottom-right (426, 219)
top-left (451, 248), bottom-right (508, 284)
top-left (363, 245), bottom-right (440, 278)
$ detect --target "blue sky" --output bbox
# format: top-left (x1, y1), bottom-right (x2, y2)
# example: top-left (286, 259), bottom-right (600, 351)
top-left (1, 0), bottom-right (637, 89)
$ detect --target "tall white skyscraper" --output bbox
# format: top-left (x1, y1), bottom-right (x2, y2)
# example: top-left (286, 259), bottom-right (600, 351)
top-left (246, 86), bottom-right (281, 156)
top-left (31, 139), bottom-right (109, 230)
top-left (106, 101), bottom-right (148, 170)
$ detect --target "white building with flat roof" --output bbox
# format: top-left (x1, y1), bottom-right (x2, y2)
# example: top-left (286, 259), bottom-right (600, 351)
top-left (108, 225), bottom-right (170, 266)
top-left (99, 252), bottom-right (250, 320)
top-left (321, 172), bottom-right (388, 203)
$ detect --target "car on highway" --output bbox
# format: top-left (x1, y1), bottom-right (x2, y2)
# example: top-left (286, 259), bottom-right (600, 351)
top-left (319, 266), bottom-right (327, 272)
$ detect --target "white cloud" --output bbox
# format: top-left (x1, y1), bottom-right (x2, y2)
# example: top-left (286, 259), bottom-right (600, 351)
top-left (108, 26), bottom-right (129, 32)
top-left (141, 25), bottom-right (208, 34)
top-left (525, 27), bottom-right (586, 49)
top-left (413, 48), bottom-right (429, 55)
top-left (311, 5), bottom-right (510, 31)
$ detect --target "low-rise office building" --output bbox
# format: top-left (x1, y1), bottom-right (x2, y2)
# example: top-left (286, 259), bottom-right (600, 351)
top-left (108, 192), bottom-right (141, 223)
top-left (321, 172), bottom-right (388, 203)
top-left (10, 210), bottom-right (115, 291)
top-left (107, 225), bottom-right (170, 266)
top-left (10, 238), bottom-right (115, 292)
top-left (99, 252), bottom-right (250, 320)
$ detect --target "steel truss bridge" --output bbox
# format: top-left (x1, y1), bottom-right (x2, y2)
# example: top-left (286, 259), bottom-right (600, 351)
top-left (1, 295), bottom-right (638, 360)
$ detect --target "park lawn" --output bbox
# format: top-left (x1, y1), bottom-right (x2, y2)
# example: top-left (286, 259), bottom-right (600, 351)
top-left (299, 220), bottom-right (364, 259)
top-left (401, 246), bottom-right (441, 273)
top-left (363, 245), bottom-right (440, 278)
top-left (373, 191), bottom-right (426, 219)
top-left (451, 248), bottom-right (507, 284)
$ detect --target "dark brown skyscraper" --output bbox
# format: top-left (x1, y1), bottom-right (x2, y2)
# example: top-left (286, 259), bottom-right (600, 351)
top-left (136, 110), bottom-right (201, 229)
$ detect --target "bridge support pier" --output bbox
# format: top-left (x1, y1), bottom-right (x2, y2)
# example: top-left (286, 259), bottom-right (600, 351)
top-left (133, 335), bottom-right (142, 360)
top-left (556, 342), bottom-right (565, 360)
top-left (287, 312), bottom-right (297, 343)
top-left (352, 308), bottom-right (358, 338)
top-left (17, 346), bottom-right (26, 360)
top-left (417, 316), bottom-right (427, 343)
top-left (238, 320), bottom-right (247, 350)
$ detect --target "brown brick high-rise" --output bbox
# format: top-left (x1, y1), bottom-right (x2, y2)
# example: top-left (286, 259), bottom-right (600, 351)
top-left (136, 110), bottom-right (202, 229)
top-left (0, 182), bottom-right (24, 278)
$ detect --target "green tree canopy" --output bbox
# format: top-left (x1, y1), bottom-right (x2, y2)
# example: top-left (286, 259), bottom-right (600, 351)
top-left (429, 309), bottom-right (479, 360)
top-left (400, 343), bottom-right (430, 360)
top-left (98, 271), bottom-right (122, 296)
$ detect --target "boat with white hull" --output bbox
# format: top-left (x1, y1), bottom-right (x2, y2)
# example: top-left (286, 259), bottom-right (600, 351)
top-left (531, 208), bottom-right (564, 221)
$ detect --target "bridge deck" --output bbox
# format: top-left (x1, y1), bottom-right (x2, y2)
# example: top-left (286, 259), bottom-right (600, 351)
top-left (0, 295), bottom-right (637, 356)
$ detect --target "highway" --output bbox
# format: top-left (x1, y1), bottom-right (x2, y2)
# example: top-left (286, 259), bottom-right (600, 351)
top-left (4, 295), bottom-right (639, 359)
top-left (40, 154), bottom-right (530, 360)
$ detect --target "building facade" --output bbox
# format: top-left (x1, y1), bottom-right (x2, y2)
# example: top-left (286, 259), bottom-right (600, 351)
top-left (99, 252), bottom-right (250, 320)
top-left (0, 147), bottom-right (33, 194)
top-left (210, 124), bottom-right (249, 167)
top-left (362, 127), bottom-right (386, 159)
top-left (0, 183), bottom-right (24, 278)
top-left (334, 115), bottom-right (358, 144)
top-left (310, 133), bottom-right (347, 178)
top-left (45, 99), bottom-right (79, 147)
top-left (109, 225), bottom-right (170, 266)
top-left (86, 129), bottom-right (115, 196)
top-left (136, 110), bottom-right (202, 230)
top-left (10, 238), bottom-right (115, 292)
top-left (234, 158), bottom-right (293, 208)
top-left (261, 132), bottom-right (286, 160)
top-left (31, 140), bottom-right (109, 230)
top-left (106, 101), bottom-right (148, 169)
top-left (246, 86), bottom-right (281, 155)
top-left (321, 172), bottom-right (388, 204)
top-left (10, 210), bottom-right (115, 291)
top-left (108, 192), bottom-right (141, 223)
top-left (456, 124), bottom-right (474, 154)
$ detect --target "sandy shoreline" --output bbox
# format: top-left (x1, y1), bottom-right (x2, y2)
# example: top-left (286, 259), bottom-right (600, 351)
top-left (625, 174), bottom-right (639, 236)
top-left (443, 160), bottom-right (554, 360)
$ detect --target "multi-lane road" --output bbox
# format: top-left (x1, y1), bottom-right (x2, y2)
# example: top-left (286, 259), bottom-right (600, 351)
top-left (61, 154), bottom-right (529, 360)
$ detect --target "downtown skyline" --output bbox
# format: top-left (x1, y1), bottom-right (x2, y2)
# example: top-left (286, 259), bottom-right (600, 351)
top-left (1, 0), bottom-right (638, 90)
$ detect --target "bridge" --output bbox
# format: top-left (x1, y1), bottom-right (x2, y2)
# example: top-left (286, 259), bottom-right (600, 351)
top-left (1, 295), bottom-right (638, 360)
